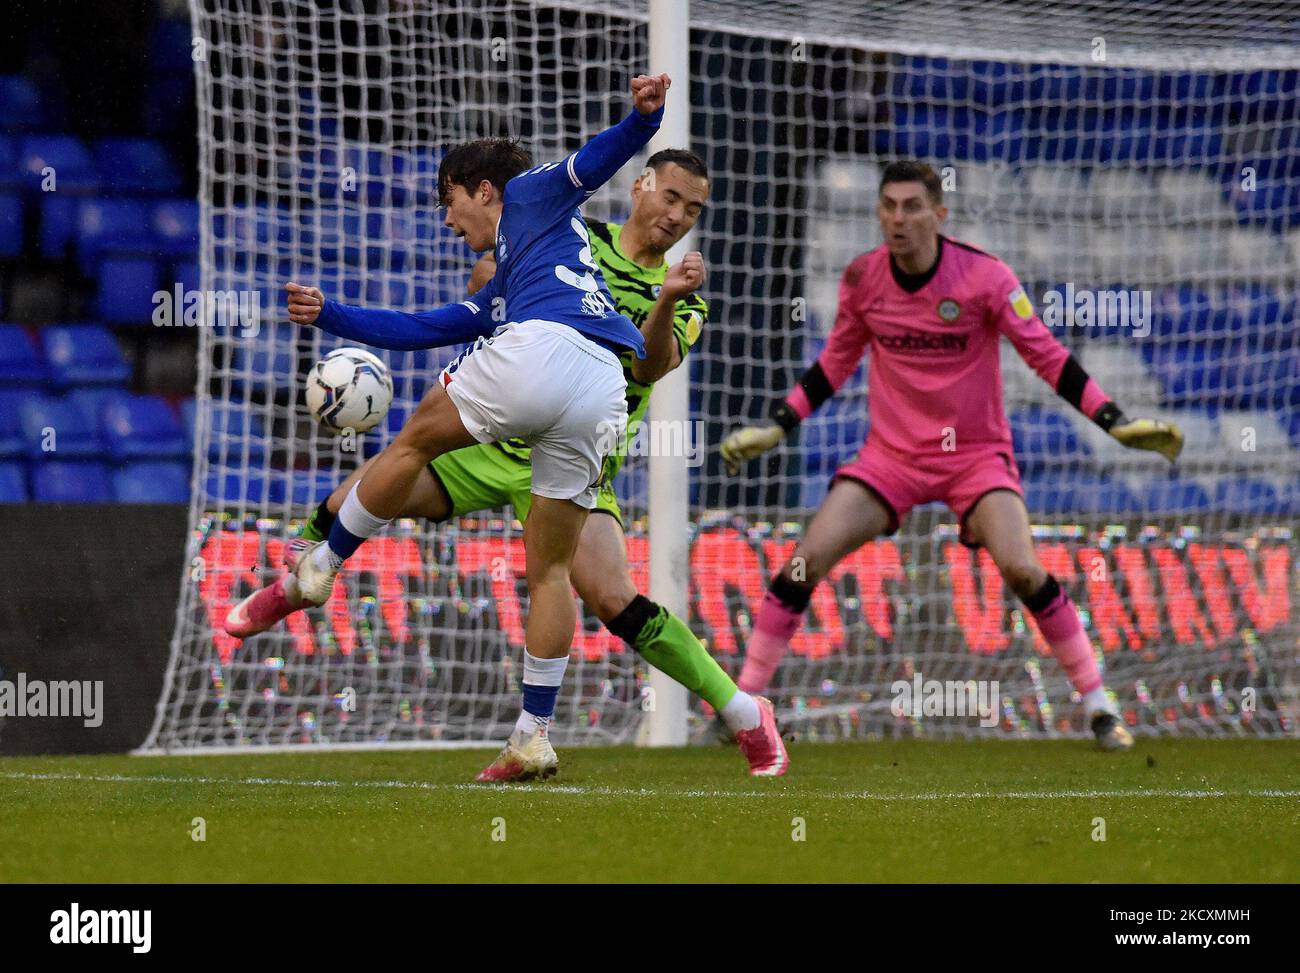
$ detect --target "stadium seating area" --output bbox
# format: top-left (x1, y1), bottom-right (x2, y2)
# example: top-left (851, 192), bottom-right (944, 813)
top-left (0, 15), bottom-right (198, 502)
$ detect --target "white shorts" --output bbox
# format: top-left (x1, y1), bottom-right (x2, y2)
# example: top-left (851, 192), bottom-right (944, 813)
top-left (438, 319), bottom-right (628, 509)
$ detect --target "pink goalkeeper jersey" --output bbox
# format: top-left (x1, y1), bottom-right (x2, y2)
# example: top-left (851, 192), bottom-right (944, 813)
top-left (787, 235), bottom-right (1111, 460)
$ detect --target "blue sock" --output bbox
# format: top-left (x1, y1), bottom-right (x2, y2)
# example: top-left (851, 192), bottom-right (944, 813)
top-left (326, 516), bottom-right (367, 560)
top-left (326, 482), bottom-right (390, 561)
top-left (516, 651), bottom-right (570, 731)
top-left (522, 682), bottom-right (561, 721)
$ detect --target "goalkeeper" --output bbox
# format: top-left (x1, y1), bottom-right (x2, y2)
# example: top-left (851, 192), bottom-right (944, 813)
top-left (721, 160), bottom-right (1184, 751)
top-left (292, 149), bottom-right (788, 777)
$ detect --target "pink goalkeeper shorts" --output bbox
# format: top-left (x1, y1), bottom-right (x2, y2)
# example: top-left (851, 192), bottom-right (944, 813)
top-left (832, 439), bottom-right (1024, 547)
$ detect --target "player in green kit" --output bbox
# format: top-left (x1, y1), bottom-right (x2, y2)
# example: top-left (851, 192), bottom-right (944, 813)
top-left (295, 148), bottom-right (788, 777)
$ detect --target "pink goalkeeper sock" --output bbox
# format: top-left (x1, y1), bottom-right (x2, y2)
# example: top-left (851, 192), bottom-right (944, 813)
top-left (738, 591), bottom-right (805, 694)
top-left (1031, 587), bottom-right (1102, 696)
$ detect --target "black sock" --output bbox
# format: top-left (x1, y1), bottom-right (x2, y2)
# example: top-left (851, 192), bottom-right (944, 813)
top-left (604, 594), bottom-right (660, 645)
top-left (770, 571), bottom-right (815, 611)
top-left (305, 496), bottom-right (337, 540)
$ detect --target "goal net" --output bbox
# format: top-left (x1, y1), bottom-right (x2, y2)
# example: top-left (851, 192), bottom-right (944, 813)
top-left (141, 0), bottom-right (1299, 752)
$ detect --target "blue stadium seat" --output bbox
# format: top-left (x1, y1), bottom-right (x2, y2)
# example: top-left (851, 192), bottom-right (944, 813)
top-left (1144, 343), bottom-right (1223, 408)
top-left (38, 194), bottom-right (79, 258)
top-left (0, 192), bottom-right (23, 258)
top-left (0, 76), bottom-right (44, 131)
top-left (1144, 477), bottom-right (1214, 513)
top-left (1009, 405), bottom-right (1088, 475)
top-left (173, 258), bottom-right (199, 296)
top-left (1287, 409), bottom-right (1300, 449)
top-left (0, 460), bottom-right (27, 500)
top-left (1020, 477), bottom-right (1074, 515)
top-left (204, 470), bottom-right (267, 504)
top-left (31, 460), bottom-right (113, 502)
top-left (98, 255), bottom-right (160, 324)
top-left (100, 394), bottom-right (187, 460)
top-left (67, 386), bottom-right (131, 427)
top-left (113, 461), bottom-right (190, 502)
top-left (19, 395), bottom-right (104, 459)
top-left (229, 325), bottom-right (299, 394)
top-left (0, 391), bottom-right (29, 459)
top-left (873, 104), bottom-right (980, 162)
top-left (270, 469), bottom-right (344, 506)
top-left (93, 137), bottom-right (182, 195)
top-left (1214, 478), bottom-right (1282, 515)
top-left (19, 134), bottom-right (98, 193)
top-left (1069, 474), bottom-right (1143, 514)
top-left (152, 199), bottom-right (199, 258)
top-left (0, 324), bottom-right (48, 385)
top-left (78, 198), bottom-right (154, 273)
top-left (1226, 283), bottom-right (1285, 340)
top-left (1150, 285), bottom-right (1227, 339)
top-left (206, 403), bottom-right (268, 465)
top-left (41, 324), bottom-right (132, 389)
top-left (180, 397), bottom-right (196, 452)
top-left (1282, 480), bottom-right (1300, 515)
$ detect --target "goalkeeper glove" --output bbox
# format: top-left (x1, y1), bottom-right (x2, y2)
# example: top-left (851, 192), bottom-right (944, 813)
top-left (720, 424), bottom-right (785, 475)
top-left (1095, 404), bottom-right (1184, 464)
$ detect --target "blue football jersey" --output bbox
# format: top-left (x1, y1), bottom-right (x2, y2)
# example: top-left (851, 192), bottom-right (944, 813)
top-left (490, 111), bottom-right (662, 357)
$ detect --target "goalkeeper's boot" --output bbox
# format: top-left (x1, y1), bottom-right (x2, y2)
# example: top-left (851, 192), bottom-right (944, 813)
top-left (475, 724), bottom-right (559, 783)
top-left (1091, 711), bottom-right (1134, 752)
top-left (735, 696), bottom-right (789, 777)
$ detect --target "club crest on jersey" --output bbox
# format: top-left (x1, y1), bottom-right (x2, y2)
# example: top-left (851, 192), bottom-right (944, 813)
top-left (652, 284), bottom-right (662, 298)
top-left (937, 298), bottom-right (961, 322)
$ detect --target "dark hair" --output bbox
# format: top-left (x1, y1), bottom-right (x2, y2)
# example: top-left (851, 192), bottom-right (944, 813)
top-left (438, 138), bottom-right (532, 205)
top-left (879, 160), bottom-right (943, 205)
top-left (645, 147), bottom-right (709, 181)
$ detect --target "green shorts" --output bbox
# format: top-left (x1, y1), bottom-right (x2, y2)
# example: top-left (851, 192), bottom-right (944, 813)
top-left (430, 441), bottom-right (622, 524)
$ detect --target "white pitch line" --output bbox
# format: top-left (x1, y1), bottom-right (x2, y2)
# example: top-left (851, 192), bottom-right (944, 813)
top-left (2, 771), bottom-right (1297, 801)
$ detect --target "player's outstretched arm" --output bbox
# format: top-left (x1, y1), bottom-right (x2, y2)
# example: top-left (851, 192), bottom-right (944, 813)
top-left (721, 259), bottom-right (873, 475)
top-left (506, 75), bottom-right (666, 207)
top-left (286, 280), bottom-right (498, 352)
top-left (992, 274), bottom-right (1184, 464)
top-left (569, 74), bottom-right (669, 190)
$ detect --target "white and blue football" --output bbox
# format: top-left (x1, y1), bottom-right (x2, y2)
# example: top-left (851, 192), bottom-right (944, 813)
top-left (305, 347), bottom-right (393, 434)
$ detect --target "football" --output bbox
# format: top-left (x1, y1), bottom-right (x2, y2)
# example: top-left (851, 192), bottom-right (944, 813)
top-left (304, 347), bottom-right (393, 433)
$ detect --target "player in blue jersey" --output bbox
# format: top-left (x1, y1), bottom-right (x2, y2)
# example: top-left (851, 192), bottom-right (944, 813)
top-left (227, 74), bottom-right (671, 781)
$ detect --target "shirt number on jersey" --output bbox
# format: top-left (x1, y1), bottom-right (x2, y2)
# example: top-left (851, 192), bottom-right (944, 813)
top-left (555, 217), bottom-right (615, 316)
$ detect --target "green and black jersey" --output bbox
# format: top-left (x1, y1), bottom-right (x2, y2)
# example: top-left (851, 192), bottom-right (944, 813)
top-left (494, 219), bottom-right (707, 480)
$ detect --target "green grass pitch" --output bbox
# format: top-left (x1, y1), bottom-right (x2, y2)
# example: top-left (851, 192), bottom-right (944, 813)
top-left (1, 740), bottom-right (1296, 883)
